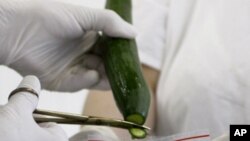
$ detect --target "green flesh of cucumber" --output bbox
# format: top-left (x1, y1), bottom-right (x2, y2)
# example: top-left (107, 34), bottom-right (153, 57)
top-left (129, 128), bottom-right (147, 139)
top-left (101, 0), bottom-right (151, 139)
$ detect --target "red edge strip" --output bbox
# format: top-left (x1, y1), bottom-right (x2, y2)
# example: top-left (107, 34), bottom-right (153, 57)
top-left (175, 134), bottom-right (210, 141)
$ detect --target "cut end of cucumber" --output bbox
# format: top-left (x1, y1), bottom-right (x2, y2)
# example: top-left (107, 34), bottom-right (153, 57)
top-left (129, 128), bottom-right (147, 139)
top-left (126, 114), bottom-right (144, 125)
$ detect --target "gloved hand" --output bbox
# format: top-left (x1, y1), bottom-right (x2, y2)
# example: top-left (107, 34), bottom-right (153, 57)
top-left (0, 0), bottom-right (136, 91)
top-left (0, 75), bottom-right (68, 141)
top-left (69, 126), bottom-right (120, 141)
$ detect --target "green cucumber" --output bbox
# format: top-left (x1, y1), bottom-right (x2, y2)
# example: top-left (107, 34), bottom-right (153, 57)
top-left (101, 0), bottom-right (151, 139)
top-left (129, 128), bottom-right (147, 139)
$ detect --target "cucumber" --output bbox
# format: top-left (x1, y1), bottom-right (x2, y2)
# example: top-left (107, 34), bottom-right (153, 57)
top-left (101, 0), bottom-right (151, 139)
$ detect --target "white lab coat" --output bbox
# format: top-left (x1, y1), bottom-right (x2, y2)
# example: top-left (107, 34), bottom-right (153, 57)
top-left (152, 0), bottom-right (250, 140)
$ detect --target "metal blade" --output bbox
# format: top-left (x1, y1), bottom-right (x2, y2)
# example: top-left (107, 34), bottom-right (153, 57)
top-left (34, 109), bottom-right (150, 131)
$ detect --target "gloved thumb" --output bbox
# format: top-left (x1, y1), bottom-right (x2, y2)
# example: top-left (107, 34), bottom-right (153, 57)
top-left (72, 6), bottom-right (137, 38)
top-left (39, 122), bottom-right (68, 140)
top-left (7, 75), bottom-right (41, 115)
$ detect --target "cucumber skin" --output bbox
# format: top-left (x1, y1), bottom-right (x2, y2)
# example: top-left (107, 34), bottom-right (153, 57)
top-left (102, 37), bottom-right (150, 124)
top-left (103, 0), bottom-right (151, 125)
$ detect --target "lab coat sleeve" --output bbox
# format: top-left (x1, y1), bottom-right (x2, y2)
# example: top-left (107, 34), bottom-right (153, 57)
top-left (133, 0), bottom-right (169, 70)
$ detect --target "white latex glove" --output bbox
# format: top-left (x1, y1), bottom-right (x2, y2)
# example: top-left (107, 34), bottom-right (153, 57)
top-left (69, 126), bottom-right (120, 141)
top-left (0, 0), bottom-right (136, 91)
top-left (0, 75), bottom-right (68, 141)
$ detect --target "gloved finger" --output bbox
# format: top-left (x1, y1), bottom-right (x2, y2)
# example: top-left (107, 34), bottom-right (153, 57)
top-left (50, 66), bottom-right (100, 92)
top-left (7, 75), bottom-right (41, 115)
top-left (80, 54), bottom-right (103, 70)
top-left (53, 55), bottom-right (110, 91)
top-left (71, 6), bottom-right (137, 38)
top-left (80, 54), bottom-right (110, 90)
top-left (91, 75), bottom-right (110, 90)
top-left (39, 122), bottom-right (68, 141)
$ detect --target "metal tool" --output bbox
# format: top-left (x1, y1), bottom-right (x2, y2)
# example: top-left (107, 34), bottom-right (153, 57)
top-left (34, 109), bottom-right (150, 131)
